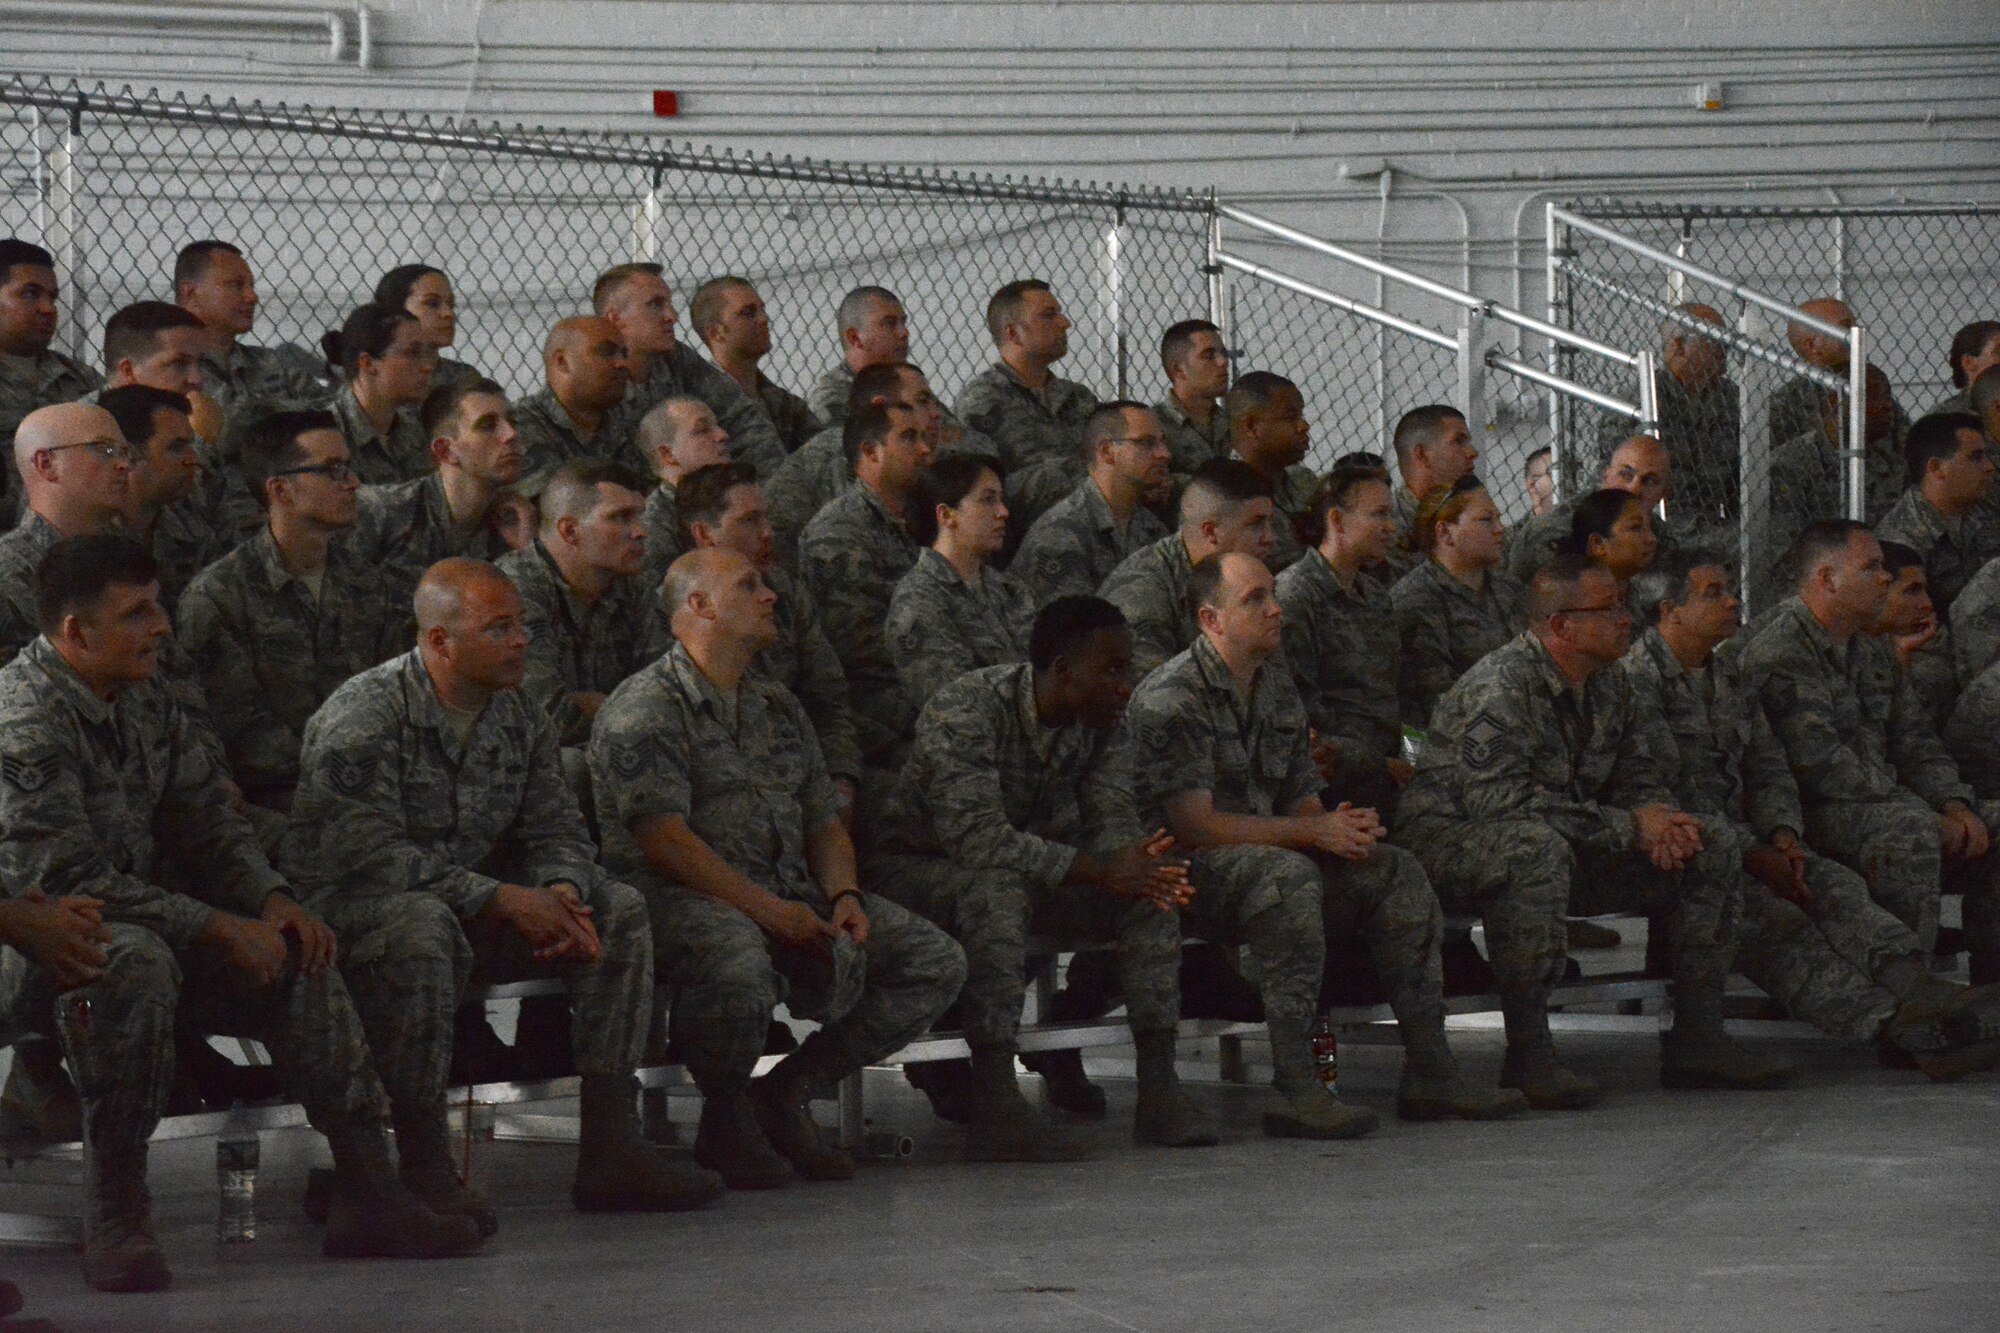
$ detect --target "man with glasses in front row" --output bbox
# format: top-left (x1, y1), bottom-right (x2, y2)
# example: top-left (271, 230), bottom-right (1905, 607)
top-left (0, 402), bottom-right (135, 664)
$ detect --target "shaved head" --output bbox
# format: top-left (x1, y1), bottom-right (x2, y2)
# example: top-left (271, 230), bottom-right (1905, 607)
top-left (663, 547), bottom-right (741, 628)
top-left (1788, 297), bottom-right (1855, 366)
top-left (544, 315), bottom-right (615, 366)
top-left (414, 557), bottom-right (514, 633)
top-left (14, 402), bottom-right (122, 476)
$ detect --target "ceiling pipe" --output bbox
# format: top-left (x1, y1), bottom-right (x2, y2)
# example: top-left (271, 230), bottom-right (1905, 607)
top-left (0, 2), bottom-right (372, 68)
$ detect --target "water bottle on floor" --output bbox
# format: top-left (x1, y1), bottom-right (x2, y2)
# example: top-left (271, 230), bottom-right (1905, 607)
top-left (1311, 1018), bottom-right (1339, 1096)
top-left (217, 1131), bottom-right (259, 1242)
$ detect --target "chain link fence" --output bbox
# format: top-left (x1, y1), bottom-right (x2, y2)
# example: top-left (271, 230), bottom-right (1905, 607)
top-left (0, 78), bottom-right (1213, 410)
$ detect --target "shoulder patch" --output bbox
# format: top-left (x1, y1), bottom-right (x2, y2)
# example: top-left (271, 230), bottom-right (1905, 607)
top-left (0, 752), bottom-right (57, 794)
top-left (327, 750), bottom-right (378, 798)
top-left (1461, 710), bottom-right (1507, 771)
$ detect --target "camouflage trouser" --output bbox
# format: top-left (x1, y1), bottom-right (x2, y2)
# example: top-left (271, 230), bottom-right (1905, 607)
top-left (1803, 796), bottom-right (1942, 951)
top-left (649, 890), bottom-right (965, 1096)
top-left (22, 922), bottom-right (386, 1155)
top-left (321, 878), bottom-right (653, 1110)
top-left (1401, 815), bottom-right (1741, 1000)
top-left (1180, 846), bottom-right (1326, 1031)
top-left (869, 855), bottom-right (1180, 1047)
top-left (1317, 843), bottom-right (1448, 1041)
top-left (1955, 800), bottom-right (2000, 979)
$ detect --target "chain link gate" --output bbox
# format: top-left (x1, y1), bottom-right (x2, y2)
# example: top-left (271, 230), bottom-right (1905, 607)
top-left (0, 78), bottom-right (1214, 413)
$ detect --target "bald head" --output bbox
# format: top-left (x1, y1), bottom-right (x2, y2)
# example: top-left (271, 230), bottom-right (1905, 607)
top-left (544, 315), bottom-right (615, 366)
top-left (13, 402), bottom-right (132, 534)
top-left (414, 557), bottom-right (514, 634)
top-left (543, 315), bottom-right (629, 415)
top-left (1789, 298), bottom-right (1855, 369)
top-left (663, 547), bottom-right (737, 627)
top-left (14, 402), bottom-right (121, 474)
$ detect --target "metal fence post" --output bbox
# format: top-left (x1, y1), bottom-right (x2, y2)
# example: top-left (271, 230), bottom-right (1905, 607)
top-left (1846, 325), bottom-right (1868, 521)
top-left (1107, 203), bottom-right (1128, 399)
top-left (50, 101), bottom-right (86, 359)
top-left (1633, 349), bottom-right (1660, 436)
top-left (1544, 202), bottom-right (1567, 496)
top-left (1206, 199), bottom-right (1227, 348)
top-left (1457, 305), bottom-right (1488, 452)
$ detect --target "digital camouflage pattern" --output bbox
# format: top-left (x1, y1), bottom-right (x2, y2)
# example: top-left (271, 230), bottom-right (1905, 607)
top-left (1153, 396), bottom-right (1229, 483)
top-left (330, 388), bottom-right (434, 486)
top-left (497, 541), bottom-right (659, 747)
top-left (953, 362), bottom-right (1098, 523)
top-left (513, 388), bottom-right (634, 487)
top-left (1875, 486), bottom-right (1996, 612)
top-left (885, 548), bottom-right (1035, 714)
top-left (1276, 549), bottom-right (1402, 797)
top-left (0, 348), bottom-right (102, 514)
top-left (797, 483), bottom-right (922, 767)
top-left (755, 565), bottom-right (862, 784)
top-left (1098, 533), bottom-right (1195, 679)
top-left (1012, 477), bottom-right (1169, 607)
top-left (1390, 557), bottom-right (1526, 729)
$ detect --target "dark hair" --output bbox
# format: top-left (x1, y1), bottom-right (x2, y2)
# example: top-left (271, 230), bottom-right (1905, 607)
top-left (1160, 318), bottom-right (1220, 374)
top-left (243, 409), bottom-right (340, 510)
top-left (842, 400), bottom-right (905, 472)
top-left (35, 534), bottom-right (159, 635)
top-left (1948, 320), bottom-right (2000, 388)
top-left (689, 275), bottom-right (754, 340)
top-left (0, 238), bottom-right (54, 283)
top-left (1295, 459), bottom-right (1388, 547)
top-left (591, 261), bottom-right (665, 314)
top-left (1082, 399), bottom-right (1153, 462)
top-left (1556, 487), bottom-right (1646, 560)
top-left (1629, 554), bottom-right (1709, 626)
top-left (372, 263), bottom-right (447, 311)
top-left (1028, 595), bottom-right (1127, 672)
top-left (1224, 370), bottom-right (1299, 430)
top-left (102, 301), bottom-right (204, 372)
top-left (97, 384), bottom-right (190, 451)
top-left (172, 239), bottom-right (242, 292)
top-left (1526, 445), bottom-right (1552, 469)
top-left (1392, 404), bottom-right (1467, 470)
top-left (1184, 457), bottom-right (1272, 508)
top-left (420, 375), bottom-right (507, 440)
top-left (675, 461), bottom-right (761, 546)
top-left (986, 278), bottom-right (1053, 344)
top-left (909, 452), bottom-right (1003, 547)
top-left (1878, 538), bottom-right (1925, 579)
top-left (848, 362), bottom-right (912, 414)
top-left (1904, 411), bottom-right (1984, 485)
top-left (1525, 551), bottom-right (1605, 624)
top-left (322, 302), bottom-right (418, 377)
top-left (1786, 518), bottom-right (1872, 590)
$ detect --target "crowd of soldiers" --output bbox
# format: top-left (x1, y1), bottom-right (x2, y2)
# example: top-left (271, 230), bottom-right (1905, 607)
top-left (2, 232), bottom-right (2000, 1302)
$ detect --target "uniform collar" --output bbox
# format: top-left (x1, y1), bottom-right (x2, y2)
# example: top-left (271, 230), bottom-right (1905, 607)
top-left (21, 635), bottom-right (116, 725)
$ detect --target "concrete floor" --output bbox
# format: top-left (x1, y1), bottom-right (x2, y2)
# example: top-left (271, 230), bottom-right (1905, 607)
top-left (1, 1018), bottom-right (1995, 1333)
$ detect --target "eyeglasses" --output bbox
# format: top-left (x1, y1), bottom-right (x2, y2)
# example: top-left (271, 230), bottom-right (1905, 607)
top-left (1557, 604), bottom-right (1628, 617)
top-left (276, 460), bottom-right (356, 483)
top-left (43, 440), bottom-right (133, 465)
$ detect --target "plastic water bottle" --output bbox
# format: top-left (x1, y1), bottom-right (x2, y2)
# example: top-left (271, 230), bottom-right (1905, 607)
top-left (1311, 1017), bottom-right (1340, 1096)
top-left (216, 1132), bottom-right (259, 1242)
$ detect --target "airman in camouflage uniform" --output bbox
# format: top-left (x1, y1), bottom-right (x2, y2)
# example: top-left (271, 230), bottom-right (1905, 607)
top-left (0, 534), bottom-right (480, 1289)
top-left (1594, 305), bottom-right (1742, 545)
top-left (1154, 319), bottom-right (1232, 484)
top-left (93, 384), bottom-right (223, 617)
top-left (1873, 412), bottom-right (1997, 613)
top-left (589, 548), bottom-right (963, 1187)
top-left (512, 318), bottom-right (635, 486)
top-left (0, 404), bottom-right (138, 665)
top-left (954, 281), bottom-right (1099, 524)
top-left (1391, 556), bottom-right (1527, 729)
top-left (1398, 556), bottom-right (1798, 1106)
top-left (1945, 658), bottom-right (2000, 796)
top-left (688, 276), bottom-right (825, 455)
top-left (886, 549), bottom-right (1036, 713)
top-left (1387, 406), bottom-right (1478, 577)
top-left (330, 385), bottom-right (433, 486)
top-left (1226, 373), bottom-right (1319, 574)
top-left (807, 286), bottom-right (911, 427)
top-left (1506, 434), bottom-right (1691, 582)
top-left (871, 604), bottom-right (1216, 1156)
top-left (1129, 552), bottom-right (1523, 1131)
top-left (289, 559), bottom-right (720, 1220)
top-left (1016, 474), bottom-right (1170, 606)
top-left (1278, 535), bottom-right (1405, 813)
top-left (0, 241), bottom-right (103, 516)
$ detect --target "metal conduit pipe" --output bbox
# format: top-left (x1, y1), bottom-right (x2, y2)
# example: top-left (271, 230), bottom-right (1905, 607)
top-left (1558, 266), bottom-right (1845, 392)
top-left (0, 2), bottom-right (371, 67)
top-left (1485, 351), bottom-right (1643, 423)
top-left (1210, 251), bottom-right (1458, 350)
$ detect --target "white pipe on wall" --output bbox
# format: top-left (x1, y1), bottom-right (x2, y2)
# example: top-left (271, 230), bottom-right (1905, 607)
top-left (0, 2), bottom-right (370, 68)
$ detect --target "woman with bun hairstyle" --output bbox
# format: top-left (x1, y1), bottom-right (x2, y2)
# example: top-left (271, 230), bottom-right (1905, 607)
top-left (1390, 475), bottom-right (1526, 728)
top-left (322, 302), bottom-right (437, 484)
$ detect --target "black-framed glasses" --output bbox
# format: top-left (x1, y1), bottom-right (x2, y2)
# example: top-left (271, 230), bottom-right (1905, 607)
top-left (43, 440), bottom-right (133, 464)
top-left (276, 460), bottom-right (356, 483)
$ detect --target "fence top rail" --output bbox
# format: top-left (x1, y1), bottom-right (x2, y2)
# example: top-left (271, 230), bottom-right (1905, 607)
top-left (1549, 204), bottom-right (1852, 342)
top-left (1212, 248), bottom-right (1458, 351)
top-left (1559, 265), bottom-right (1846, 393)
top-left (0, 76), bottom-right (1214, 215)
top-left (1562, 198), bottom-right (2000, 221)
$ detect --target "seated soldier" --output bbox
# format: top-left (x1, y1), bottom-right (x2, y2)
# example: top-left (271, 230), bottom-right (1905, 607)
top-left (373, 264), bottom-right (485, 396)
top-left (589, 548), bottom-right (965, 1189)
top-left (1387, 405), bottom-right (1477, 575)
top-left (97, 385), bottom-right (222, 616)
top-left (1623, 557), bottom-right (2000, 1077)
top-left (1129, 553), bottom-right (1524, 1131)
top-left (635, 393), bottom-right (734, 586)
top-left (1874, 412), bottom-right (1996, 614)
top-left (176, 410), bottom-right (390, 812)
top-left (350, 377), bottom-right (521, 643)
top-left (0, 403), bottom-right (135, 664)
top-left (1744, 520), bottom-right (1998, 976)
top-left (1100, 457), bottom-right (1274, 677)
top-left (1944, 661), bottom-right (2000, 977)
top-left (1767, 364), bottom-right (1906, 574)
top-left (0, 536), bottom-right (481, 1291)
top-left (798, 403), bottom-right (932, 783)
top-left (1562, 487), bottom-right (1663, 599)
top-left (1277, 462), bottom-right (1410, 816)
top-left (1391, 475), bottom-right (1525, 730)
top-left (1768, 300), bottom-right (1911, 457)
top-left (1154, 319), bottom-right (1231, 483)
top-left (871, 596), bottom-right (1215, 1158)
top-left (512, 317), bottom-right (633, 485)
top-left (689, 275), bottom-right (823, 454)
top-left (1014, 400), bottom-right (1171, 605)
top-left (677, 462), bottom-right (862, 809)
top-left (1873, 540), bottom-right (1958, 733)
top-left (955, 279), bottom-right (1099, 524)
top-left (496, 460), bottom-right (656, 760)
top-left (886, 453), bottom-right (1035, 714)
top-left (0, 240), bottom-right (104, 498)
top-left (1929, 320), bottom-right (2000, 418)
top-left (594, 263), bottom-right (787, 480)
top-left (289, 559), bottom-right (722, 1226)
top-left (1398, 554), bottom-right (1799, 1106)
top-left (1948, 369), bottom-right (2000, 685)
top-left (1226, 372), bottom-right (1319, 573)
top-left (807, 285), bottom-right (910, 426)
top-left (1508, 434), bottom-right (1681, 583)
top-left (321, 302), bottom-right (439, 485)
top-left (101, 301), bottom-right (233, 538)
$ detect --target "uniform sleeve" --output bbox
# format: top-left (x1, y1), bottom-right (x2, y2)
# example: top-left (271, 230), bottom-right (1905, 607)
top-left (1448, 675), bottom-right (1637, 853)
top-left (1276, 591), bottom-right (1337, 737)
top-left (1014, 519), bottom-right (1093, 606)
top-left (952, 375), bottom-right (1017, 471)
top-left (782, 690), bottom-right (843, 833)
top-left (512, 706), bottom-right (605, 888)
top-left (780, 580), bottom-right (863, 783)
top-left (799, 519), bottom-right (908, 757)
top-left (151, 694), bottom-right (289, 915)
top-left (914, 692), bottom-right (1077, 887)
top-left (1743, 702), bottom-right (1806, 838)
top-left (511, 576), bottom-right (589, 747)
top-left (1883, 660), bottom-right (1974, 811)
top-left (176, 573), bottom-right (304, 797)
top-left (1124, 681), bottom-right (1217, 811)
top-left (1102, 562), bottom-right (1180, 681)
top-left (1392, 582), bottom-right (1455, 730)
top-left (886, 576), bottom-right (979, 716)
top-left (765, 440), bottom-right (837, 561)
top-left (1747, 635), bottom-right (1909, 805)
top-left (1078, 729), bottom-right (1147, 852)
top-left (588, 687), bottom-right (695, 835)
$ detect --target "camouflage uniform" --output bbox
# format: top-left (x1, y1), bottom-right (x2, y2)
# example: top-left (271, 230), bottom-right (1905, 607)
top-left (1395, 633), bottom-right (1742, 1019)
top-left (514, 389), bottom-right (634, 486)
top-left (1390, 557), bottom-right (1527, 729)
top-left (743, 369), bottom-right (823, 455)
top-left (1098, 534), bottom-right (1195, 679)
top-left (1876, 486), bottom-right (1996, 613)
top-left (639, 482), bottom-right (683, 589)
top-left (869, 663), bottom-right (1181, 1046)
top-left (287, 651), bottom-right (654, 1113)
top-left (1126, 637), bottom-right (1446, 1039)
top-left (613, 346), bottom-right (788, 483)
top-left (588, 643), bottom-right (963, 1095)
top-left (1619, 626), bottom-right (1919, 1042)
top-left (0, 512), bottom-right (68, 664)
top-left (1743, 597), bottom-right (1971, 949)
top-left (953, 363), bottom-right (1098, 524)
top-left (885, 549), bottom-right (1036, 714)
top-left (0, 348), bottom-right (101, 515)
top-left (806, 364), bottom-right (854, 429)
top-left (1385, 484), bottom-right (1424, 579)
top-left (0, 636), bottom-right (385, 1160)
top-left (1153, 396), bottom-right (1229, 482)
top-left (765, 426), bottom-right (848, 566)
top-left (1506, 491), bottom-right (1695, 585)
top-left (1276, 550), bottom-right (1402, 803)
top-left (1951, 560), bottom-right (2000, 685)
top-left (496, 542), bottom-right (657, 749)
top-left (1945, 660), bottom-right (2000, 796)
top-left (1262, 464), bottom-right (1318, 575)
top-left (137, 492), bottom-right (234, 618)
top-left (176, 527), bottom-right (398, 810)
top-left (330, 388), bottom-right (434, 486)
top-left (1013, 477), bottom-right (1169, 606)
top-left (798, 483), bottom-right (922, 769)
top-left (431, 356), bottom-right (485, 397)
top-left (1769, 418), bottom-right (1906, 542)
top-left (348, 473), bottom-right (509, 647)
top-left (757, 566), bottom-right (863, 785)
top-left (1597, 367), bottom-right (1742, 542)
